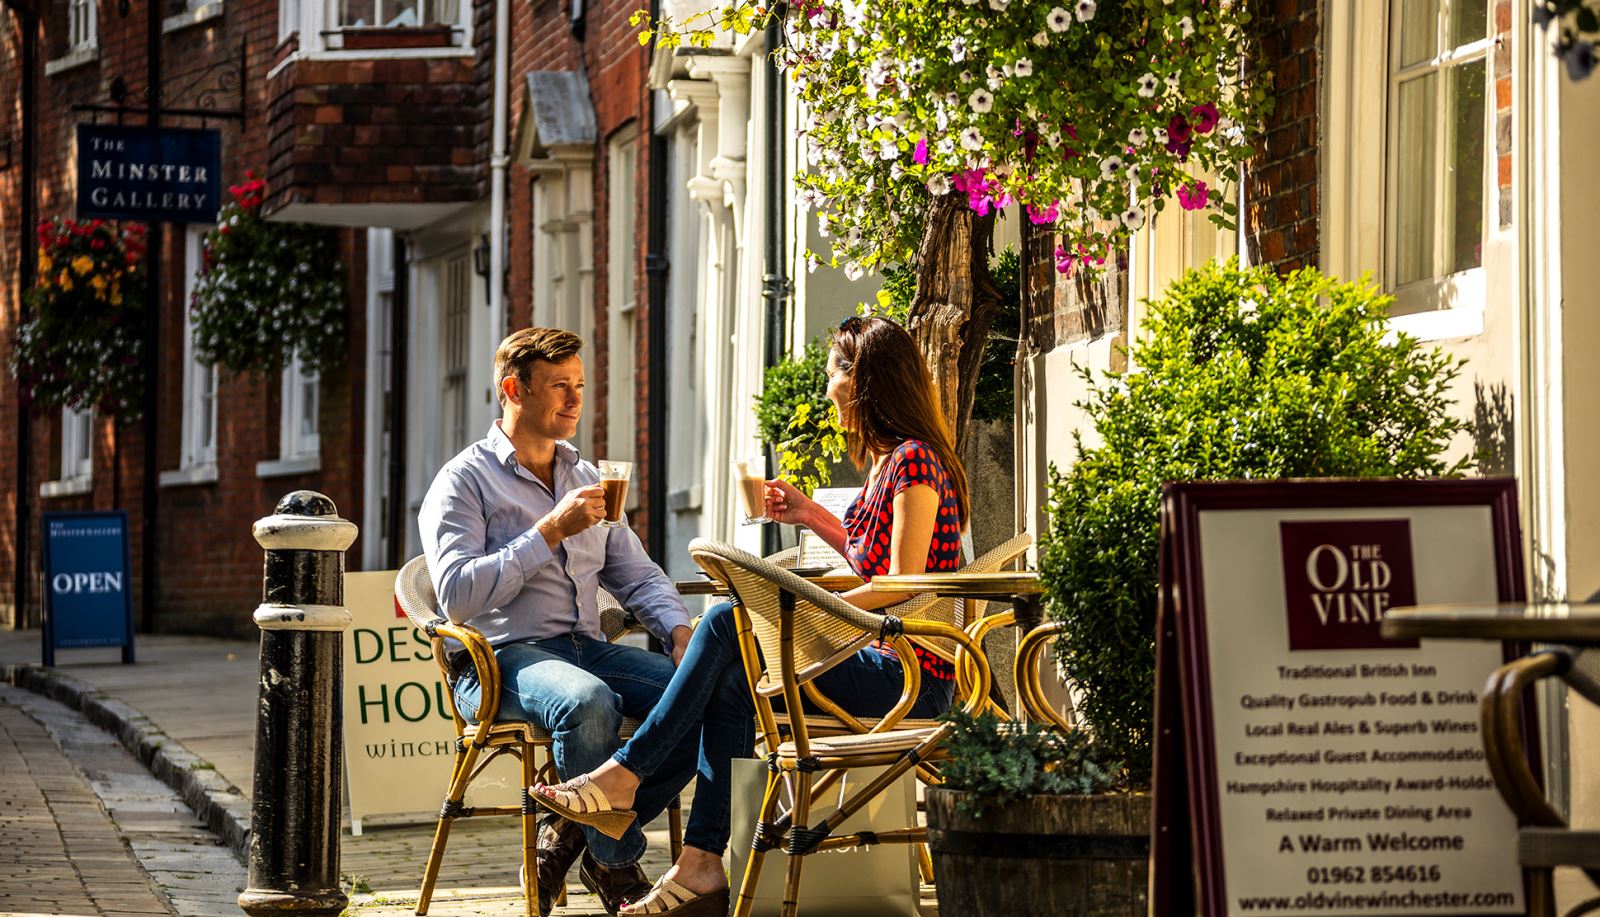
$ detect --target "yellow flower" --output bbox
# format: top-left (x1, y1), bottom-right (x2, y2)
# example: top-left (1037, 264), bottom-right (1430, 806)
top-left (60, 274), bottom-right (74, 292)
top-left (72, 255), bottom-right (94, 276)
top-left (38, 249), bottom-right (52, 274)
top-left (91, 275), bottom-right (107, 292)
top-left (109, 287), bottom-right (123, 306)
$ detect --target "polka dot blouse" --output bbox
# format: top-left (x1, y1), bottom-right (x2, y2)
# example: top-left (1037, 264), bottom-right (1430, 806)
top-left (842, 439), bottom-right (964, 681)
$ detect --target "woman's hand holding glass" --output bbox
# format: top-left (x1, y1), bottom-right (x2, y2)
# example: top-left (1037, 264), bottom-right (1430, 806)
top-left (762, 478), bottom-right (815, 527)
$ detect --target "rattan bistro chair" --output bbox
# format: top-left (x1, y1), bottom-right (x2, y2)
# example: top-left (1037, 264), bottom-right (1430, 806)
top-left (393, 556), bottom-right (683, 917)
top-left (688, 539), bottom-right (992, 917)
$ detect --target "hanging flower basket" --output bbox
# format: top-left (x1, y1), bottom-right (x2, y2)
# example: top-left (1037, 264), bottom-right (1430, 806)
top-left (189, 172), bottom-right (346, 376)
top-left (9, 217), bottom-right (149, 418)
top-left (645, 0), bottom-right (1271, 277)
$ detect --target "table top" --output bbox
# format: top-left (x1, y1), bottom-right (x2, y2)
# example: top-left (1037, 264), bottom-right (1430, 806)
top-left (1381, 603), bottom-right (1600, 645)
top-left (869, 571), bottom-right (1042, 598)
top-left (675, 570), bottom-right (864, 597)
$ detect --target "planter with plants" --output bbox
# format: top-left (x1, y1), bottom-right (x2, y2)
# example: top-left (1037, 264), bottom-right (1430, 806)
top-left (189, 172), bottom-right (347, 377)
top-left (9, 217), bottom-right (148, 418)
top-left (927, 709), bottom-right (1141, 916)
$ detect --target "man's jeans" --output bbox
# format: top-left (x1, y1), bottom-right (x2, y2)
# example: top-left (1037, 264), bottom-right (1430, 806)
top-left (451, 633), bottom-right (699, 867)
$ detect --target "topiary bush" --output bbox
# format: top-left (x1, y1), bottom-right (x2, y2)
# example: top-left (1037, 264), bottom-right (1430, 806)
top-left (1039, 259), bottom-right (1472, 787)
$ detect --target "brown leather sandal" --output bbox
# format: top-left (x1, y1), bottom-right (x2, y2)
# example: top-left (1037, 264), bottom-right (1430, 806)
top-left (618, 877), bottom-right (731, 916)
top-left (530, 775), bottom-right (638, 840)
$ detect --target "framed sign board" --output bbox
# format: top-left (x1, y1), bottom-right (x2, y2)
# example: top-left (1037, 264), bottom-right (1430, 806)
top-left (1152, 479), bottom-right (1532, 916)
top-left (42, 511), bottom-right (135, 666)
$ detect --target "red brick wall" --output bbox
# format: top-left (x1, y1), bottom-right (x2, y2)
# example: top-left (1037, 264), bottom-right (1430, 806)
top-left (1245, 0), bottom-right (1319, 273)
top-left (0, 0), bottom-right (375, 634)
top-left (507, 0), bottom-right (660, 549)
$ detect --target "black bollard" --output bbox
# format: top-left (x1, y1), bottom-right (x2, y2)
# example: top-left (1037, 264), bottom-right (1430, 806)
top-left (238, 491), bottom-right (357, 917)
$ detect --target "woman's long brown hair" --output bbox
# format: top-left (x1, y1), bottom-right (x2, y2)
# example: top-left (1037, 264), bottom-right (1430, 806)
top-left (832, 315), bottom-right (970, 526)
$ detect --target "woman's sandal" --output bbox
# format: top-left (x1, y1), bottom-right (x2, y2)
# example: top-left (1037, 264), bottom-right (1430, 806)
top-left (529, 775), bottom-right (637, 840)
top-left (618, 877), bottom-right (731, 916)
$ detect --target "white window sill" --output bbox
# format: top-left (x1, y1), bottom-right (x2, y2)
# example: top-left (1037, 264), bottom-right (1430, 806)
top-left (266, 45), bottom-right (472, 80)
top-left (163, 2), bottom-right (224, 34)
top-left (40, 477), bottom-right (92, 499)
top-left (44, 45), bottom-right (99, 76)
top-left (667, 484), bottom-right (703, 513)
top-left (256, 455), bottom-right (321, 478)
top-left (159, 463), bottom-right (219, 488)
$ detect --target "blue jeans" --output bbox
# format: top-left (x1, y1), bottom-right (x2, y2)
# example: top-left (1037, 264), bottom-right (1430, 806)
top-left (612, 602), bottom-right (954, 857)
top-left (452, 633), bottom-right (699, 867)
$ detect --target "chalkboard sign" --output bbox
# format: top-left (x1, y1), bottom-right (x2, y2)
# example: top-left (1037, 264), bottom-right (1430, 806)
top-left (76, 124), bottom-right (222, 224)
top-left (1151, 479), bottom-right (1532, 917)
top-left (42, 511), bottom-right (135, 666)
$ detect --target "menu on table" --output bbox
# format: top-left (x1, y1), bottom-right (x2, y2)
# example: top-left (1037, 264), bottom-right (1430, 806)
top-left (1153, 479), bottom-right (1530, 916)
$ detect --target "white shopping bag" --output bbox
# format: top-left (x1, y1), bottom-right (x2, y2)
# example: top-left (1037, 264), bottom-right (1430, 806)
top-left (726, 757), bottom-right (920, 917)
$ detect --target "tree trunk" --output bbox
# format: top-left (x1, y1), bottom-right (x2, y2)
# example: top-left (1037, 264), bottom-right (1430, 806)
top-left (908, 193), bottom-right (1003, 454)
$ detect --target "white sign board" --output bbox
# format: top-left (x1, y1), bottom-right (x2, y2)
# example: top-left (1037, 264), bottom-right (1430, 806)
top-left (342, 571), bottom-right (521, 832)
top-left (1153, 480), bottom-right (1529, 916)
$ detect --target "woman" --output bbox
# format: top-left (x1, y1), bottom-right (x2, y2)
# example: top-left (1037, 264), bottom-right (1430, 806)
top-left (533, 315), bottom-right (970, 915)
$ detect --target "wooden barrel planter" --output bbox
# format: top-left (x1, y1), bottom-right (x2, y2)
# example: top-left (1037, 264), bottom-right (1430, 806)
top-left (926, 788), bottom-right (1151, 916)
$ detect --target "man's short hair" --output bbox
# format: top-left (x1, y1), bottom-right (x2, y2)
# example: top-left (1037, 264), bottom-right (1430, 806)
top-left (494, 327), bottom-right (583, 406)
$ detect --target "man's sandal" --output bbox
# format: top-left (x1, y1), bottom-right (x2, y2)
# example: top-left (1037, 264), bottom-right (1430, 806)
top-left (530, 775), bottom-right (638, 840)
top-left (618, 877), bottom-right (731, 916)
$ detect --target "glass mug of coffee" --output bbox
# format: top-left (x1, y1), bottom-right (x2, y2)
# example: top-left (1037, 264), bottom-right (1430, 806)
top-left (732, 457), bottom-right (770, 525)
top-left (597, 460), bottom-right (632, 528)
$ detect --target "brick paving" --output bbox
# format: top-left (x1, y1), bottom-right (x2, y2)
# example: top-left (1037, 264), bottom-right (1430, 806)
top-left (0, 688), bottom-right (175, 917)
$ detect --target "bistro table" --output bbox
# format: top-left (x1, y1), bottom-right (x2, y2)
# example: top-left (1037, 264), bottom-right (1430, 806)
top-left (674, 569), bottom-right (864, 597)
top-left (1381, 603), bottom-right (1600, 916)
top-left (870, 572), bottom-right (1056, 723)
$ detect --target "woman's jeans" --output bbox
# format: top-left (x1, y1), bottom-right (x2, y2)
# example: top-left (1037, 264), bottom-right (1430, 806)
top-left (451, 633), bottom-right (699, 868)
top-left (612, 602), bottom-right (954, 857)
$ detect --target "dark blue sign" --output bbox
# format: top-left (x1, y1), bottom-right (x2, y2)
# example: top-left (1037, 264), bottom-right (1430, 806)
top-left (42, 511), bottom-right (135, 666)
top-left (76, 124), bottom-right (222, 224)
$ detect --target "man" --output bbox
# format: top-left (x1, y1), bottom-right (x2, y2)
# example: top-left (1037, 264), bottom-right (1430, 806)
top-left (419, 327), bottom-right (698, 915)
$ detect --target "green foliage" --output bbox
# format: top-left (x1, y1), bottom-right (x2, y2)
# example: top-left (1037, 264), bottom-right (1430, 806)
top-left (1040, 260), bottom-right (1471, 788)
top-left (972, 246), bottom-right (1021, 423)
top-left (190, 173), bottom-right (346, 376)
top-left (755, 338), bottom-right (846, 494)
top-left (937, 708), bottom-right (1121, 815)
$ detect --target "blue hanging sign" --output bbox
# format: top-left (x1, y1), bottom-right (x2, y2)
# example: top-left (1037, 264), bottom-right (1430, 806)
top-left (42, 511), bottom-right (135, 666)
top-left (76, 123), bottom-right (222, 224)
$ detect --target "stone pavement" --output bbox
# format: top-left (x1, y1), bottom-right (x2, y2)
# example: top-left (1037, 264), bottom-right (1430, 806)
top-left (0, 682), bottom-right (240, 917)
top-left (0, 631), bottom-right (697, 916)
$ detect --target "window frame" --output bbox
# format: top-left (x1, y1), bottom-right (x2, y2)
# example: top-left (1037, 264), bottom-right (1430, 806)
top-left (1382, 0), bottom-right (1494, 316)
top-left (178, 225), bottom-right (219, 474)
top-left (67, 0), bottom-right (97, 54)
top-left (606, 124), bottom-right (639, 467)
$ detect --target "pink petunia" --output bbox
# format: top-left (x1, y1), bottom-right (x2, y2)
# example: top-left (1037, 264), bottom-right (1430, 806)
top-left (914, 138), bottom-right (929, 165)
top-left (1167, 113), bottom-right (1192, 146)
top-left (1053, 244), bottom-right (1076, 275)
top-left (1176, 180), bottom-right (1209, 210)
top-left (1027, 201), bottom-right (1060, 224)
top-left (1190, 102), bottom-right (1220, 134)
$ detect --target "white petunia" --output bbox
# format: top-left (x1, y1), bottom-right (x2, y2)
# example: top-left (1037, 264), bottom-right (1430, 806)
top-left (1153, 126), bottom-right (1169, 145)
top-left (969, 89), bottom-right (994, 113)
top-left (959, 127), bottom-right (985, 151)
top-left (1165, 73), bottom-right (1181, 92)
top-left (1014, 57), bottom-right (1034, 77)
top-left (936, 136), bottom-right (957, 155)
top-left (928, 173), bottom-right (952, 196)
top-left (1099, 155), bottom-right (1124, 178)
top-left (906, 57), bottom-right (926, 77)
top-left (1177, 15), bottom-right (1194, 38)
top-left (817, 214), bottom-right (831, 238)
top-left (879, 140), bottom-right (899, 160)
top-left (961, 70), bottom-right (974, 83)
top-left (805, 251), bottom-right (820, 274)
top-left (1239, 297), bottom-right (1258, 323)
top-left (1075, 0), bottom-right (1095, 22)
top-left (1127, 127), bottom-right (1147, 146)
top-left (950, 36), bottom-right (968, 62)
top-left (1032, 30), bottom-right (1050, 47)
top-left (988, 0), bottom-right (1009, 10)
top-left (1119, 206), bottom-right (1145, 230)
top-left (1046, 6), bottom-right (1071, 31)
top-left (1136, 72), bottom-right (1158, 98)
top-left (845, 263), bottom-right (865, 281)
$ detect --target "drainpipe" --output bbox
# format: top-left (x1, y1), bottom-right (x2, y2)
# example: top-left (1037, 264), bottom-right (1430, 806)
top-left (12, 0), bottom-right (37, 627)
top-left (759, 9), bottom-right (788, 556)
top-left (644, 0), bottom-right (669, 559)
top-left (385, 236), bottom-right (410, 569)
top-left (488, 0), bottom-right (510, 350)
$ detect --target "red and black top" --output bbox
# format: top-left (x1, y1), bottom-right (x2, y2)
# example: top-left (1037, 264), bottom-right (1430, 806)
top-left (842, 439), bottom-right (964, 681)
